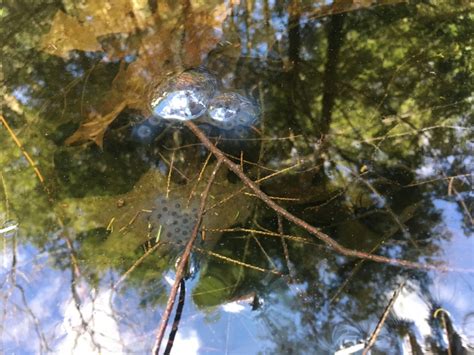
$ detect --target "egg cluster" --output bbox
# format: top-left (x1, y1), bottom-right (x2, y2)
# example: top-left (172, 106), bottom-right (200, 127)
top-left (148, 195), bottom-right (199, 247)
top-left (130, 116), bottom-right (163, 144)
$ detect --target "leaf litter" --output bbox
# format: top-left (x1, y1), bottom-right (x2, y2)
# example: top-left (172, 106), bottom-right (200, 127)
top-left (39, 0), bottom-right (232, 147)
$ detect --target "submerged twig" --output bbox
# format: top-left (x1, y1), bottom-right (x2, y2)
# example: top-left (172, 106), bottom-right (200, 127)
top-left (151, 159), bottom-right (223, 354)
top-left (193, 246), bottom-right (282, 275)
top-left (1, 115), bottom-right (51, 198)
top-left (185, 120), bottom-right (474, 273)
top-left (113, 242), bottom-right (162, 290)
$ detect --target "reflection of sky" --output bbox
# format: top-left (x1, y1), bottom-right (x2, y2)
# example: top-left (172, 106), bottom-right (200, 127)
top-left (393, 199), bottom-right (474, 350)
top-left (1, 198), bottom-right (473, 353)
top-left (12, 86), bottom-right (31, 105)
top-left (1, 241), bottom-right (275, 354)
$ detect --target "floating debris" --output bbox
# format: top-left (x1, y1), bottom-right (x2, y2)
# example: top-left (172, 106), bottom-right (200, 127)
top-left (150, 69), bottom-right (219, 121)
top-left (207, 92), bottom-right (260, 130)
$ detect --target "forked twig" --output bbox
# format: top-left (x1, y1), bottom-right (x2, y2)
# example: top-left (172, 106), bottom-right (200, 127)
top-left (151, 159), bottom-right (223, 354)
top-left (184, 120), bottom-right (474, 273)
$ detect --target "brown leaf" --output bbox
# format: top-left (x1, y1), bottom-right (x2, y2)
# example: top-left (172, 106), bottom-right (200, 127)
top-left (40, 11), bottom-right (102, 58)
top-left (65, 3), bottom-right (231, 147)
top-left (183, 3), bottom-right (229, 67)
top-left (64, 99), bottom-right (131, 148)
top-left (40, 0), bottom-right (156, 58)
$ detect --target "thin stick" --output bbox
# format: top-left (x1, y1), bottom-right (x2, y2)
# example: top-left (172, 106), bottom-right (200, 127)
top-left (163, 279), bottom-right (186, 355)
top-left (1, 115), bottom-right (51, 197)
top-left (113, 242), bottom-right (162, 290)
top-left (193, 246), bottom-right (282, 275)
top-left (166, 151), bottom-right (175, 199)
top-left (206, 162), bottom-right (300, 212)
top-left (278, 215), bottom-right (293, 277)
top-left (151, 159), bottom-right (223, 355)
top-left (184, 120), bottom-right (474, 273)
top-left (363, 281), bottom-right (405, 355)
top-left (187, 151), bottom-right (212, 206)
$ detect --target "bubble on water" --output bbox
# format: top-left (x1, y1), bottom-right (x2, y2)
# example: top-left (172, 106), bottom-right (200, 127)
top-left (150, 69), bottom-right (218, 121)
top-left (207, 92), bottom-right (260, 130)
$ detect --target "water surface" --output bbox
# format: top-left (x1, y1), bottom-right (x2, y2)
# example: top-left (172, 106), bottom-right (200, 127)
top-left (1, 1), bottom-right (473, 354)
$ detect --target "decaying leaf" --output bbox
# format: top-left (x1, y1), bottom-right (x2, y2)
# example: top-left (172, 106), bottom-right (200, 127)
top-left (57, 162), bottom-right (253, 252)
top-left (56, 1), bottom-right (231, 146)
top-left (182, 3), bottom-right (229, 67)
top-left (40, 10), bottom-right (102, 57)
top-left (41, 0), bottom-right (155, 58)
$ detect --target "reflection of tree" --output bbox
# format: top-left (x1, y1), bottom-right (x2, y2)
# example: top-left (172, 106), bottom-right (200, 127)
top-left (320, 13), bottom-right (344, 134)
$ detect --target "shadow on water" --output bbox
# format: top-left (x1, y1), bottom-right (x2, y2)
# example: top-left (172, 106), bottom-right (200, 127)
top-left (1, 0), bottom-right (473, 353)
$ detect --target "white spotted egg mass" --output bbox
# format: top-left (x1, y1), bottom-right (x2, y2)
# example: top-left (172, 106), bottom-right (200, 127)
top-left (150, 69), bottom-right (219, 121)
top-left (207, 92), bottom-right (260, 130)
top-left (149, 195), bottom-right (200, 247)
top-left (130, 116), bottom-right (164, 144)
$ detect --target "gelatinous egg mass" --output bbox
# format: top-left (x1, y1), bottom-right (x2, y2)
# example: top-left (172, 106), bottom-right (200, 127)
top-left (150, 69), bottom-right (218, 121)
top-left (130, 116), bottom-right (164, 144)
top-left (207, 92), bottom-right (260, 130)
top-left (148, 195), bottom-right (199, 247)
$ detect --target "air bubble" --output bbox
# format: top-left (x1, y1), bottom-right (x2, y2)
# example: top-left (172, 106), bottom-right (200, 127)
top-left (208, 92), bottom-right (259, 130)
top-left (150, 70), bottom-right (218, 121)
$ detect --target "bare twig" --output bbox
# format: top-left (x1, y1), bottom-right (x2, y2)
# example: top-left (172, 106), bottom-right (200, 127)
top-left (163, 279), bottom-right (186, 355)
top-left (363, 281), bottom-right (405, 355)
top-left (166, 151), bottom-right (175, 199)
top-left (151, 159), bottom-right (223, 354)
top-left (193, 246), bottom-right (283, 275)
top-left (1, 115), bottom-right (51, 198)
top-left (113, 242), bottom-right (162, 290)
top-left (185, 120), bottom-right (474, 273)
top-left (277, 215), bottom-right (293, 278)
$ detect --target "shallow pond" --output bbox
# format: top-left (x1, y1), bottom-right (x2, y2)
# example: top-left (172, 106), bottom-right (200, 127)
top-left (1, 1), bottom-right (473, 354)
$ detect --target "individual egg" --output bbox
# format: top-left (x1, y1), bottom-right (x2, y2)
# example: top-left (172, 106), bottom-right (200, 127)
top-left (150, 69), bottom-right (219, 121)
top-left (207, 92), bottom-right (260, 130)
top-left (130, 116), bottom-right (164, 144)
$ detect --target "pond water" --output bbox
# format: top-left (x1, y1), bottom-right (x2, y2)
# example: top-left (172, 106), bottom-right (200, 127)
top-left (1, 1), bottom-right (473, 354)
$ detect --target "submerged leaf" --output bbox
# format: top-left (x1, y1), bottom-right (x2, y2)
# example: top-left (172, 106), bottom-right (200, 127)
top-left (40, 10), bottom-right (102, 57)
top-left (57, 162), bottom-right (253, 252)
top-left (62, 2), bottom-right (231, 146)
top-left (40, 0), bottom-right (155, 58)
